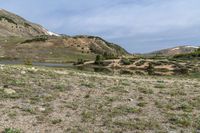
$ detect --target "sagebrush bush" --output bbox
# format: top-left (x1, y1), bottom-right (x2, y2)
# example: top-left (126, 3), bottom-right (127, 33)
top-left (121, 58), bottom-right (131, 65)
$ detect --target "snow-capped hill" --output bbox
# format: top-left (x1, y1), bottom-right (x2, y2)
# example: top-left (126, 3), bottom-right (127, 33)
top-left (0, 9), bottom-right (56, 37)
top-left (148, 45), bottom-right (199, 56)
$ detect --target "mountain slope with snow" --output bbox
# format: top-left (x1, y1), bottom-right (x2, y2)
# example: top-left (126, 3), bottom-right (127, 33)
top-left (0, 9), bottom-right (59, 37)
top-left (148, 45), bottom-right (199, 56)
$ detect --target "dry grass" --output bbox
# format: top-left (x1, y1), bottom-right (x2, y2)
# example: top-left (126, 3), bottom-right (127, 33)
top-left (0, 65), bottom-right (199, 132)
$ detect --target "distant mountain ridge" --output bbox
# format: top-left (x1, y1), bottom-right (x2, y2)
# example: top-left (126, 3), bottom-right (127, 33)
top-left (148, 45), bottom-right (199, 56)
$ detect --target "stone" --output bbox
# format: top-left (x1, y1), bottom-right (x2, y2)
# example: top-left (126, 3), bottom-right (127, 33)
top-left (21, 71), bottom-right (26, 74)
top-left (4, 89), bottom-right (16, 94)
top-left (38, 107), bottom-right (46, 112)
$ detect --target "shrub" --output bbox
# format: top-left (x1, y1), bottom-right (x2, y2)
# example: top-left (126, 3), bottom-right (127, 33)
top-left (0, 16), bottom-right (17, 25)
top-left (95, 55), bottom-right (103, 65)
top-left (103, 52), bottom-right (116, 59)
top-left (146, 63), bottom-right (155, 75)
top-left (135, 60), bottom-right (145, 66)
top-left (74, 58), bottom-right (84, 65)
top-left (121, 58), bottom-right (131, 65)
top-left (173, 67), bottom-right (188, 75)
top-left (21, 36), bottom-right (48, 44)
top-left (23, 59), bottom-right (32, 65)
top-left (2, 128), bottom-right (21, 133)
top-left (51, 119), bottom-right (62, 124)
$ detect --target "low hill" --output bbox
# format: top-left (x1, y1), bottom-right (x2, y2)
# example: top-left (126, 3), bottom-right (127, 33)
top-left (0, 9), bottom-right (128, 62)
top-left (148, 46), bottom-right (199, 56)
top-left (174, 48), bottom-right (200, 59)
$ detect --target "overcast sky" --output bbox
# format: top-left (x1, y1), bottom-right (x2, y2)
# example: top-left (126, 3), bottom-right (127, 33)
top-left (1, 0), bottom-right (200, 53)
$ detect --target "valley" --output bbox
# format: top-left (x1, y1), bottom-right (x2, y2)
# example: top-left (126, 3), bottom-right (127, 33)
top-left (0, 8), bottom-right (200, 133)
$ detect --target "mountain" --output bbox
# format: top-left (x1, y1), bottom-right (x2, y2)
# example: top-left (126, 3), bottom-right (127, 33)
top-left (0, 9), bottom-right (59, 37)
top-left (0, 9), bottom-right (128, 62)
top-left (148, 45), bottom-right (199, 56)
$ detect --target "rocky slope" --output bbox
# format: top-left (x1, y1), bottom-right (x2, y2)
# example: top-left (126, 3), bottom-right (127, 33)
top-left (0, 9), bottom-right (57, 37)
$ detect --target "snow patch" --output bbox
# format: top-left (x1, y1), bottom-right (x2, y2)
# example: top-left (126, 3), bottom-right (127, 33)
top-left (171, 46), bottom-right (199, 51)
top-left (172, 47), bottom-right (180, 51)
top-left (42, 28), bottom-right (60, 36)
top-left (46, 31), bottom-right (60, 36)
top-left (185, 46), bottom-right (199, 49)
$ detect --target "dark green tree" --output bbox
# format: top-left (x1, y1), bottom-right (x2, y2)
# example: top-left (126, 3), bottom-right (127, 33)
top-left (147, 63), bottom-right (155, 75)
top-left (95, 55), bottom-right (103, 65)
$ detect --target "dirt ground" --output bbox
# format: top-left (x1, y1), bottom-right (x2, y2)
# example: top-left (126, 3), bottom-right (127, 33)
top-left (0, 65), bottom-right (200, 133)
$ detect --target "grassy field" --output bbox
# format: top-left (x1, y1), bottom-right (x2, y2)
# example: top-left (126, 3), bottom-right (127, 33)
top-left (0, 65), bottom-right (200, 133)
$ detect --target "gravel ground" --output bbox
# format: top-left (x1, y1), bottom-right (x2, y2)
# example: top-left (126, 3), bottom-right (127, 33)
top-left (0, 65), bottom-right (200, 133)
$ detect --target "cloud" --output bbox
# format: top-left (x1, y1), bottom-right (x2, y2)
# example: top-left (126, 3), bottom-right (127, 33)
top-left (1, 0), bottom-right (200, 53)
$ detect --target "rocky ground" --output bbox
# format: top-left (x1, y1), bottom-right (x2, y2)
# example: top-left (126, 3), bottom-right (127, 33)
top-left (0, 65), bottom-right (200, 133)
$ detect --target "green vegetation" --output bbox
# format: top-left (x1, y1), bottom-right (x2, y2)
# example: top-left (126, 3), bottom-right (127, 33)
top-left (51, 119), bottom-right (62, 124)
top-left (121, 58), bottom-right (131, 65)
top-left (2, 128), bottom-right (21, 133)
top-left (173, 67), bottom-right (188, 75)
top-left (168, 113), bottom-right (192, 127)
top-left (23, 59), bottom-right (33, 65)
top-left (0, 16), bottom-right (17, 25)
top-left (21, 36), bottom-right (48, 44)
top-left (103, 52), bottom-right (117, 59)
top-left (74, 58), bottom-right (85, 65)
top-left (94, 55), bottom-right (103, 65)
top-left (146, 63), bottom-right (155, 75)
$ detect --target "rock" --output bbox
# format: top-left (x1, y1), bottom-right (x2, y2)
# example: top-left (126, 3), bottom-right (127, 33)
top-left (38, 107), bottom-right (46, 112)
top-left (21, 70), bottom-right (26, 74)
top-left (0, 65), bottom-right (4, 70)
top-left (31, 67), bottom-right (38, 72)
top-left (128, 98), bottom-right (134, 102)
top-left (4, 89), bottom-right (16, 94)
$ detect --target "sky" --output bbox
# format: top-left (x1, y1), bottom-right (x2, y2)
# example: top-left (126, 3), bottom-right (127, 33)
top-left (1, 0), bottom-right (200, 53)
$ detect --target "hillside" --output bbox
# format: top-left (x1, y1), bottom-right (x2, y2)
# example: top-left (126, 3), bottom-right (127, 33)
top-left (0, 9), bottom-right (56, 37)
top-left (148, 46), bottom-right (199, 56)
top-left (174, 48), bottom-right (200, 59)
top-left (0, 9), bottom-right (128, 62)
